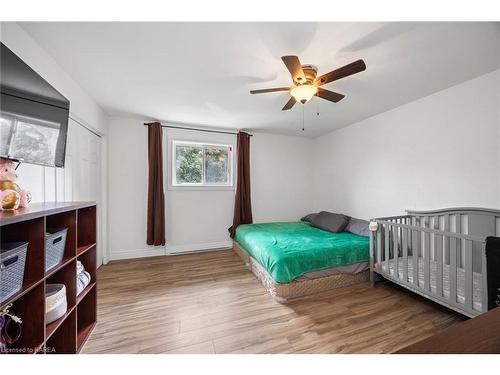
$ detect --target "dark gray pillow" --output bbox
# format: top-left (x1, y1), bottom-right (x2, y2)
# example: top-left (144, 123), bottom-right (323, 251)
top-left (345, 218), bottom-right (370, 237)
top-left (300, 213), bottom-right (318, 223)
top-left (310, 211), bottom-right (350, 233)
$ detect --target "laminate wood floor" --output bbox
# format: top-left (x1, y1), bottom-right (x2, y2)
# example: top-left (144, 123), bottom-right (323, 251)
top-left (81, 250), bottom-right (465, 354)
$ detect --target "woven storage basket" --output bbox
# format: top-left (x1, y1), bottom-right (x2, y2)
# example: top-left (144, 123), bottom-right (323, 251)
top-left (45, 284), bottom-right (67, 324)
top-left (0, 242), bottom-right (28, 304)
top-left (45, 228), bottom-right (68, 271)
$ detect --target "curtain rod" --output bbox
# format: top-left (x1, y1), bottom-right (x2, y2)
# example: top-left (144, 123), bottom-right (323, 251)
top-left (144, 123), bottom-right (252, 136)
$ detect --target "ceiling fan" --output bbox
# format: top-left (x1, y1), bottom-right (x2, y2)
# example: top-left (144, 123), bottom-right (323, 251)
top-left (250, 56), bottom-right (366, 110)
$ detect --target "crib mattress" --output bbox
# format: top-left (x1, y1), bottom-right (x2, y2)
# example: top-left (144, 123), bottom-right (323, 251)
top-left (378, 257), bottom-right (482, 311)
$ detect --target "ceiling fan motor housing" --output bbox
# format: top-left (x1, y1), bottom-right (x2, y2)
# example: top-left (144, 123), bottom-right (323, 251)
top-left (296, 65), bottom-right (318, 84)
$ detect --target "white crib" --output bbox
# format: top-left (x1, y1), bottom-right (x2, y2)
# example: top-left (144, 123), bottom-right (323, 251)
top-left (369, 207), bottom-right (500, 318)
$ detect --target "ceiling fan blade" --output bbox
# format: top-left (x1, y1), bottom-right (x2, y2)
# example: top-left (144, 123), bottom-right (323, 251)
top-left (315, 59), bottom-right (366, 86)
top-left (281, 55), bottom-right (306, 84)
top-left (282, 96), bottom-right (296, 110)
top-left (250, 87), bottom-right (290, 94)
top-left (316, 87), bottom-right (345, 103)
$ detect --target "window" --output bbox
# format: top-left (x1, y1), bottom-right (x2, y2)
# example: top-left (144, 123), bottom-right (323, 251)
top-left (172, 140), bottom-right (233, 187)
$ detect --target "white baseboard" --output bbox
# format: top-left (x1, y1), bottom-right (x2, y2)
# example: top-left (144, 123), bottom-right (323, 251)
top-left (110, 247), bottom-right (166, 261)
top-left (165, 240), bottom-right (233, 254)
top-left (109, 240), bottom-right (233, 261)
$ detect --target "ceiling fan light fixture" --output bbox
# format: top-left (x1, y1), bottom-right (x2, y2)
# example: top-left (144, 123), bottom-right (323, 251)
top-left (291, 84), bottom-right (317, 104)
top-left (250, 56), bottom-right (365, 110)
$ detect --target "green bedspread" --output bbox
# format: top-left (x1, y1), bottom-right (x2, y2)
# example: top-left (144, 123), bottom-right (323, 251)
top-left (235, 221), bottom-right (369, 283)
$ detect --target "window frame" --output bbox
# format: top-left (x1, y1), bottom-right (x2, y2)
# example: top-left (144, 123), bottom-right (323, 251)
top-left (170, 139), bottom-right (234, 190)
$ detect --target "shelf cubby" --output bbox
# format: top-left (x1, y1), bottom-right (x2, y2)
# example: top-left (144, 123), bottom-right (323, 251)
top-left (46, 309), bottom-right (77, 354)
top-left (45, 210), bottom-right (77, 274)
top-left (77, 245), bottom-right (96, 283)
top-left (0, 202), bottom-right (97, 354)
top-left (0, 217), bottom-right (45, 302)
top-left (77, 282), bottom-right (96, 305)
top-left (77, 206), bottom-right (96, 250)
top-left (76, 285), bottom-right (96, 351)
top-left (6, 282), bottom-right (45, 354)
top-left (46, 260), bottom-right (77, 309)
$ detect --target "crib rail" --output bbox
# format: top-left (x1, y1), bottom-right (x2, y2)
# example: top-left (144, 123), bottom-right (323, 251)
top-left (370, 215), bottom-right (488, 318)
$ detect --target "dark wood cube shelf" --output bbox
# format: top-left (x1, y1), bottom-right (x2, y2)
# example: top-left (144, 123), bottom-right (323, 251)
top-left (1, 202), bottom-right (97, 354)
top-left (77, 285), bottom-right (96, 351)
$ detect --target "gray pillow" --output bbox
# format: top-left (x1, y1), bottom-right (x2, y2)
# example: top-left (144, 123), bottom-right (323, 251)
top-left (310, 211), bottom-right (350, 233)
top-left (300, 213), bottom-right (318, 223)
top-left (345, 218), bottom-right (370, 237)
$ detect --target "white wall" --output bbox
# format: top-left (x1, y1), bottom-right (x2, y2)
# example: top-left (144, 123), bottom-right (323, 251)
top-left (313, 69), bottom-right (500, 220)
top-left (163, 129), bottom-right (236, 253)
top-left (107, 117), bottom-right (158, 259)
top-left (251, 132), bottom-right (314, 223)
top-left (107, 117), bottom-right (314, 260)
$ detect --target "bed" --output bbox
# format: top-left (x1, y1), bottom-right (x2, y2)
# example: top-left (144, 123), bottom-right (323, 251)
top-left (233, 221), bottom-right (370, 301)
top-left (370, 207), bottom-right (500, 317)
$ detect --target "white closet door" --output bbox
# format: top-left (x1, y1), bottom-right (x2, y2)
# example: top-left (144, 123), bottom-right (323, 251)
top-left (65, 118), bottom-right (103, 267)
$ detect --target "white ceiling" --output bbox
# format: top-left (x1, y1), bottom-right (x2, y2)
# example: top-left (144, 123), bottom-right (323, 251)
top-left (20, 22), bottom-right (500, 137)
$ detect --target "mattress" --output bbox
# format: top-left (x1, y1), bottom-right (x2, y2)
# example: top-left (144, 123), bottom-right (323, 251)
top-left (233, 241), bottom-right (370, 301)
top-left (378, 257), bottom-right (482, 311)
top-left (234, 221), bottom-right (370, 283)
top-left (295, 261), bottom-right (369, 281)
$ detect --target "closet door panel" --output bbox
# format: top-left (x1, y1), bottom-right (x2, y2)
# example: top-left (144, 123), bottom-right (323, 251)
top-left (67, 119), bottom-right (102, 266)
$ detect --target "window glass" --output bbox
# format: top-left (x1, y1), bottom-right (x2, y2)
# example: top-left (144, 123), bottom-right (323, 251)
top-left (205, 146), bottom-right (229, 184)
top-left (175, 144), bottom-right (203, 184)
top-left (172, 141), bottom-right (232, 187)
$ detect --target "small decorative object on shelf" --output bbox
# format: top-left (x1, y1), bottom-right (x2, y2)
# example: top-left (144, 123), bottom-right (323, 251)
top-left (0, 158), bottom-right (31, 211)
top-left (0, 304), bottom-right (22, 353)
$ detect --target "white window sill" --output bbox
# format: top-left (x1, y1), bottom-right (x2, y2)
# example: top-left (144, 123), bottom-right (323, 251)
top-left (167, 185), bottom-right (235, 191)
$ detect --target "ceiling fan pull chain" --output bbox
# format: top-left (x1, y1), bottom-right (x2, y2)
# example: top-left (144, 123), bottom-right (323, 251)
top-left (302, 105), bottom-right (305, 132)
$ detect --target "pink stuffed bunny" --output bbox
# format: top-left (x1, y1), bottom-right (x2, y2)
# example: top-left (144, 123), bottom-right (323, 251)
top-left (0, 158), bottom-right (31, 210)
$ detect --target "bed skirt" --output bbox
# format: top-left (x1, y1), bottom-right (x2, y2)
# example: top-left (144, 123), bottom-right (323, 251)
top-left (233, 241), bottom-right (369, 302)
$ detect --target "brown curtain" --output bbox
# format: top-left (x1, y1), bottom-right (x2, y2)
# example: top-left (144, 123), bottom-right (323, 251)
top-left (147, 122), bottom-right (166, 246)
top-left (229, 131), bottom-right (253, 238)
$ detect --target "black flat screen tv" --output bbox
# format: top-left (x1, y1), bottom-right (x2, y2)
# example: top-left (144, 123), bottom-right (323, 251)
top-left (0, 42), bottom-right (70, 168)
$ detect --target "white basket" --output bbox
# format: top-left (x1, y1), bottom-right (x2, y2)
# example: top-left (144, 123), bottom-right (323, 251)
top-left (45, 284), bottom-right (67, 324)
